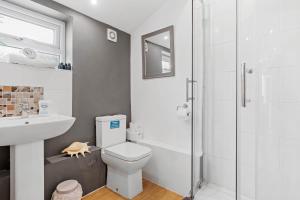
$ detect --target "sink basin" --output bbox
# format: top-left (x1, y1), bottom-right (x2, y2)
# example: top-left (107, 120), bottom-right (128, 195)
top-left (0, 114), bottom-right (76, 200)
top-left (0, 115), bottom-right (75, 146)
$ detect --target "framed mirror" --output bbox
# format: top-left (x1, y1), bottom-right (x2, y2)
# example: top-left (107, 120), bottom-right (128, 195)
top-left (142, 26), bottom-right (175, 79)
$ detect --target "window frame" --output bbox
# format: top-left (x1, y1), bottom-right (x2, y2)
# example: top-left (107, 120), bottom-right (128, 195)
top-left (0, 1), bottom-right (66, 62)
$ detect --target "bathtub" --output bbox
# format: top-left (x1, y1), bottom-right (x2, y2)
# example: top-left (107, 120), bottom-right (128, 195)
top-left (137, 139), bottom-right (202, 196)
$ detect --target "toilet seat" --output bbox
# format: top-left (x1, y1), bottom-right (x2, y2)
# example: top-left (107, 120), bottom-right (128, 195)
top-left (103, 142), bottom-right (151, 162)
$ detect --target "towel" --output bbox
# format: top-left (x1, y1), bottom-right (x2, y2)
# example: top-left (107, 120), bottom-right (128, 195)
top-left (6, 53), bottom-right (59, 69)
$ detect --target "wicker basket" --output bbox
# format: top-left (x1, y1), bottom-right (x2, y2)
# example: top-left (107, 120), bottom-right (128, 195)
top-left (51, 180), bottom-right (83, 200)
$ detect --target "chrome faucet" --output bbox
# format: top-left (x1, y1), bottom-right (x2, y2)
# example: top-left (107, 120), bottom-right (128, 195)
top-left (20, 102), bottom-right (30, 118)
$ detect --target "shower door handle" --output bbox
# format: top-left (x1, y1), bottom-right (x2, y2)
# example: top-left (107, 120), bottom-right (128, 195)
top-left (186, 78), bottom-right (196, 102)
top-left (241, 62), bottom-right (253, 107)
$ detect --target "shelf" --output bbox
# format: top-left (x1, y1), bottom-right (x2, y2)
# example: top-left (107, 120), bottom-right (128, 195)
top-left (46, 146), bottom-right (100, 164)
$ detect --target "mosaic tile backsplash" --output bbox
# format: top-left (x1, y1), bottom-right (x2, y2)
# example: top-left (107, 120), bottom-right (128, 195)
top-left (0, 86), bottom-right (44, 117)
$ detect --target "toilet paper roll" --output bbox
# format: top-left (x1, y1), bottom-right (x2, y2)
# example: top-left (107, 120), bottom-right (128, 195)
top-left (130, 123), bottom-right (143, 133)
top-left (127, 128), bottom-right (143, 141)
top-left (176, 103), bottom-right (191, 120)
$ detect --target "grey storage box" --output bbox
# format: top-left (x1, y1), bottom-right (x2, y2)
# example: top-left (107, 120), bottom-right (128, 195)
top-left (45, 146), bottom-right (106, 200)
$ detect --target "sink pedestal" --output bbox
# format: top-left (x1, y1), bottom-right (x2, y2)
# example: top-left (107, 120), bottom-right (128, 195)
top-left (10, 141), bottom-right (44, 200)
top-left (0, 114), bottom-right (75, 200)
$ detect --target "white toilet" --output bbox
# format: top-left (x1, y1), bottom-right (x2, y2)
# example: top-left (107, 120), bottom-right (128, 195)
top-left (96, 115), bottom-right (152, 199)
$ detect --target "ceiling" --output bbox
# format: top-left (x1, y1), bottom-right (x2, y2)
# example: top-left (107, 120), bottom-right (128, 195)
top-left (52, 0), bottom-right (168, 33)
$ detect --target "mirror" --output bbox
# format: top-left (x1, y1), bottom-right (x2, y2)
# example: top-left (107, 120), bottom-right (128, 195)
top-left (142, 26), bottom-right (175, 79)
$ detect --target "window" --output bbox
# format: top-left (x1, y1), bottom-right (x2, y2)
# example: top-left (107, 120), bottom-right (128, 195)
top-left (0, 15), bottom-right (55, 45)
top-left (0, 1), bottom-right (65, 64)
top-left (161, 51), bottom-right (171, 74)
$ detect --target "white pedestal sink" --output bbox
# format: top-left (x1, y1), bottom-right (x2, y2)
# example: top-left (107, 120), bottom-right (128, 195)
top-left (0, 115), bottom-right (76, 200)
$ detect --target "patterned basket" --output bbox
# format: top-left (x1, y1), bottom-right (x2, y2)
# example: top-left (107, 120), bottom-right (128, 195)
top-left (51, 180), bottom-right (83, 200)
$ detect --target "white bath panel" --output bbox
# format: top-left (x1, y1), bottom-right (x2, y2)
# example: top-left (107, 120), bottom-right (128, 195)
top-left (138, 139), bottom-right (202, 196)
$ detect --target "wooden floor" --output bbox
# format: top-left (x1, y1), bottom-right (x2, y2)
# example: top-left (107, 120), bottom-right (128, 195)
top-left (83, 179), bottom-right (183, 200)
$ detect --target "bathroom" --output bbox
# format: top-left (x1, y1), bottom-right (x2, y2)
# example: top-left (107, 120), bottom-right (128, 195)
top-left (0, 0), bottom-right (299, 199)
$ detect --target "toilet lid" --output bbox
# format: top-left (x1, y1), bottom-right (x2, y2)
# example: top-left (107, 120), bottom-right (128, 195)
top-left (104, 142), bottom-right (152, 162)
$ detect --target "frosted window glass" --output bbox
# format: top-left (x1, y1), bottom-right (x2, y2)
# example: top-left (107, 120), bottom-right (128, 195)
top-left (0, 14), bottom-right (55, 45)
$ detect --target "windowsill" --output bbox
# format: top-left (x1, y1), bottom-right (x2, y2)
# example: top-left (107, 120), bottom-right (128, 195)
top-left (0, 61), bottom-right (72, 72)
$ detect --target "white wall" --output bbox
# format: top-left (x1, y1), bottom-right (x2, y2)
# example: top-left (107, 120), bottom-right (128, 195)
top-left (131, 0), bottom-right (193, 195)
top-left (131, 0), bottom-right (192, 157)
top-left (0, 63), bottom-right (72, 116)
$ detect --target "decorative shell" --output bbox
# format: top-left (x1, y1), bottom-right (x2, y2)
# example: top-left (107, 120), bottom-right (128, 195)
top-left (62, 142), bottom-right (91, 158)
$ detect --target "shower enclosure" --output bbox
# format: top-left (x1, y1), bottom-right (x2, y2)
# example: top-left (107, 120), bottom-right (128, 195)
top-left (191, 0), bottom-right (300, 199)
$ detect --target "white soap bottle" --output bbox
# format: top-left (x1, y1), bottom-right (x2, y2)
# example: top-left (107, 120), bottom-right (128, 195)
top-left (39, 98), bottom-right (50, 116)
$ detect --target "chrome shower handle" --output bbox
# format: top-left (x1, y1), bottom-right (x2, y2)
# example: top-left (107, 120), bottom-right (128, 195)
top-left (241, 62), bottom-right (253, 108)
top-left (241, 63), bottom-right (246, 107)
top-left (186, 78), bottom-right (196, 102)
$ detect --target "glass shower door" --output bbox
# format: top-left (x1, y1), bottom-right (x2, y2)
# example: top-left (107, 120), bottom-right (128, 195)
top-left (237, 0), bottom-right (300, 199)
top-left (191, 0), bottom-right (204, 197)
top-left (192, 0), bottom-right (238, 199)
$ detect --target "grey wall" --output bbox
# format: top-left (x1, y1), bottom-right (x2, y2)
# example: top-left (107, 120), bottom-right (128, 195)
top-left (0, 170), bottom-right (9, 200)
top-left (0, 0), bottom-right (131, 199)
top-left (32, 0), bottom-right (131, 157)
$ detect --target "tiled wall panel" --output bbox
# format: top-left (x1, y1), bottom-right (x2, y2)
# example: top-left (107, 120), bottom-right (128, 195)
top-left (0, 85), bottom-right (43, 117)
